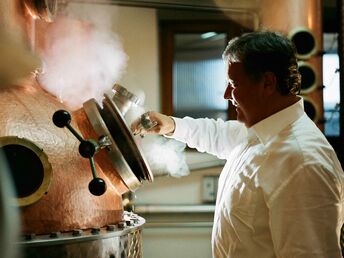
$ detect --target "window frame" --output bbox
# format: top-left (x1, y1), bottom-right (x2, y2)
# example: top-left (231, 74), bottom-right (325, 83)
top-left (159, 20), bottom-right (250, 120)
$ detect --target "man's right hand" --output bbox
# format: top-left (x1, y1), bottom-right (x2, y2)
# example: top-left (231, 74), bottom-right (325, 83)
top-left (131, 111), bottom-right (176, 136)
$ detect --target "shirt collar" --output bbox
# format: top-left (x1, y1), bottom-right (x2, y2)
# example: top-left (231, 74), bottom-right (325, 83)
top-left (249, 97), bottom-right (304, 145)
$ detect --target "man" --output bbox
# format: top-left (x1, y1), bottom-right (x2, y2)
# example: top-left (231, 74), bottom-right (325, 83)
top-left (132, 31), bottom-right (344, 258)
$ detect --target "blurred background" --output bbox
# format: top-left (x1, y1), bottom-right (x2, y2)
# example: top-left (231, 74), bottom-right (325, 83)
top-left (0, 0), bottom-right (342, 258)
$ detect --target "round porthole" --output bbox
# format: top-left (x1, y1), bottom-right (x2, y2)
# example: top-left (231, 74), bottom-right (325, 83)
top-left (298, 61), bottom-right (317, 94)
top-left (0, 136), bottom-right (52, 207)
top-left (303, 97), bottom-right (320, 123)
top-left (289, 28), bottom-right (316, 59)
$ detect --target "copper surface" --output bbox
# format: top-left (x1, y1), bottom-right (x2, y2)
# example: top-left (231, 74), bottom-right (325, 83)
top-left (0, 75), bottom-right (123, 234)
top-left (260, 0), bottom-right (322, 38)
top-left (259, 0), bottom-right (324, 130)
top-left (23, 0), bottom-right (57, 22)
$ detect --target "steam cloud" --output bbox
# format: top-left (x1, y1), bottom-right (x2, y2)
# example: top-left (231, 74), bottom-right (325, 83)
top-left (36, 3), bottom-right (189, 178)
top-left (37, 7), bottom-right (127, 110)
top-left (125, 95), bottom-right (190, 178)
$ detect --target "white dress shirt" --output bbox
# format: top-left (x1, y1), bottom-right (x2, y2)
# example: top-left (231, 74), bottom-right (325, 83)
top-left (170, 98), bottom-right (344, 258)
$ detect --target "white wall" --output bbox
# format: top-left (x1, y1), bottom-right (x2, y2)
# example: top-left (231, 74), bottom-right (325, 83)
top-left (135, 166), bottom-right (221, 205)
top-left (113, 6), bottom-right (161, 111)
top-left (142, 227), bottom-right (213, 258)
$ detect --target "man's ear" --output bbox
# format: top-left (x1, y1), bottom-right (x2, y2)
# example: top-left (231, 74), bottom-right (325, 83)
top-left (263, 71), bottom-right (277, 96)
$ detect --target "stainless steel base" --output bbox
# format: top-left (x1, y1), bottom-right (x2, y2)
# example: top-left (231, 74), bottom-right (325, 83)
top-left (19, 212), bottom-right (144, 258)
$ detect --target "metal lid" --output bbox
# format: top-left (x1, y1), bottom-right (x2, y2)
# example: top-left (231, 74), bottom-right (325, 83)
top-left (102, 94), bottom-right (153, 182)
top-left (112, 84), bottom-right (140, 104)
top-left (83, 96), bottom-right (153, 191)
top-left (111, 84), bottom-right (141, 116)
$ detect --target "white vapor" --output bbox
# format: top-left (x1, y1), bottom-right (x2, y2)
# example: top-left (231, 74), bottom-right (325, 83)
top-left (38, 7), bottom-right (127, 110)
top-left (124, 94), bottom-right (190, 178)
top-left (138, 135), bottom-right (189, 178)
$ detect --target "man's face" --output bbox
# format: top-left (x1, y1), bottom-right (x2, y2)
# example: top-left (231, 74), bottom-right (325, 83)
top-left (224, 62), bottom-right (265, 127)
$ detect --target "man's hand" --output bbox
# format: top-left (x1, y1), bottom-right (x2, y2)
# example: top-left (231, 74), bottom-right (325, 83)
top-left (131, 111), bottom-right (175, 136)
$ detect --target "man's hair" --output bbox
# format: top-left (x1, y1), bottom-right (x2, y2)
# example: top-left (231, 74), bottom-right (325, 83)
top-left (222, 31), bottom-right (301, 95)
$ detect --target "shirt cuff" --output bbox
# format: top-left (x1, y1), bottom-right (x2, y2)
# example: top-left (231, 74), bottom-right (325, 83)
top-left (164, 117), bottom-right (189, 141)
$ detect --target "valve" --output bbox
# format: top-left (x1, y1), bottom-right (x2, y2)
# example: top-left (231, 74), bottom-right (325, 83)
top-left (52, 110), bottom-right (107, 196)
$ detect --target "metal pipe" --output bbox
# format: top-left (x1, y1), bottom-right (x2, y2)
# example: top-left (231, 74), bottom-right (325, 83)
top-left (144, 222), bottom-right (213, 228)
top-left (134, 204), bottom-right (215, 214)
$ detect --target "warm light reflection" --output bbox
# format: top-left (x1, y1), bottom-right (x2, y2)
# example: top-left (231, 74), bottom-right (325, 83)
top-left (24, 3), bottom-right (39, 20)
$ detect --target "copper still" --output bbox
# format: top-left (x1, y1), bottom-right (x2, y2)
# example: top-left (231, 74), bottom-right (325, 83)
top-left (0, 74), bottom-right (152, 232)
top-left (260, 0), bottom-right (324, 129)
top-left (0, 75), bottom-right (153, 257)
top-left (0, 1), bottom-right (155, 257)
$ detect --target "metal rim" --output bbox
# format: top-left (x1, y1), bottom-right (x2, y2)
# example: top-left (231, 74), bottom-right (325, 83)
top-left (298, 61), bottom-right (318, 94)
top-left (18, 212), bottom-right (145, 246)
top-left (289, 27), bottom-right (317, 59)
top-left (303, 96), bottom-right (320, 123)
top-left (83, 99), bottom-right (143, 191)
top-left (0, 136), bottom-right (52, 207)
top-left (102, 94), bottom-right (153, 182)
top-left (112, 84), bottom-right (141, 106)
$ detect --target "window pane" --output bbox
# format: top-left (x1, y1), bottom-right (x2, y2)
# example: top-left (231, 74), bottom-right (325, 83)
top-left (323, 49), bottom-right (340, 136)
top-left (173, 33), bottom-right (228, 119)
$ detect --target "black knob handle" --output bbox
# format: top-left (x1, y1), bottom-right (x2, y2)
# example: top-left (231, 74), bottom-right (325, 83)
top-left (52, 109), bottom-right (107, 196)
top-left (88, 178), bottom-right (107, 196)
top-left (79, 140), bottom-right (97, 158)
top-left (52, 110), bottom-right (71, 128)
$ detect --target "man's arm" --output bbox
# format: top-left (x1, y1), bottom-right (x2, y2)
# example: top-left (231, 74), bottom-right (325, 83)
top-left (131, 111), bottom-right (247, 159)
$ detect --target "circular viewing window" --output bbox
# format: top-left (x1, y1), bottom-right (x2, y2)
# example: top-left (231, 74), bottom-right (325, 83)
top-left (298, 62), bottom-right (317, 93)
top-left (289, 28), bottom-right (316, 59)
top-left (303, 97), bottom-right (319, 123)
top-left (0, 137), bottom-right (52, 207)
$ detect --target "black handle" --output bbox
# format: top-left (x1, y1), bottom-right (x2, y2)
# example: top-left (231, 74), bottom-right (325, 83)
top-left (79, 140), bottom-right (97, 158)
top-left (52, 110), bottom-right (71, 128)
top-left (89, 178), bottom-right (107, 196)
top-left (52, 110), bottom-right (106, 196)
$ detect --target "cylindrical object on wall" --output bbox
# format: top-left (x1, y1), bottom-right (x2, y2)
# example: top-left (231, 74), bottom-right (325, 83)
top-left (298, 61), bottom-right (318, 94)
top-left (289, 27), bottom-right (317, 59)
top-left (260, 0), bottom-right (322, 38)
top-left (260, 0), bottom-right (324, 129)
top-left (303, 96), bottom-right (320, 123)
